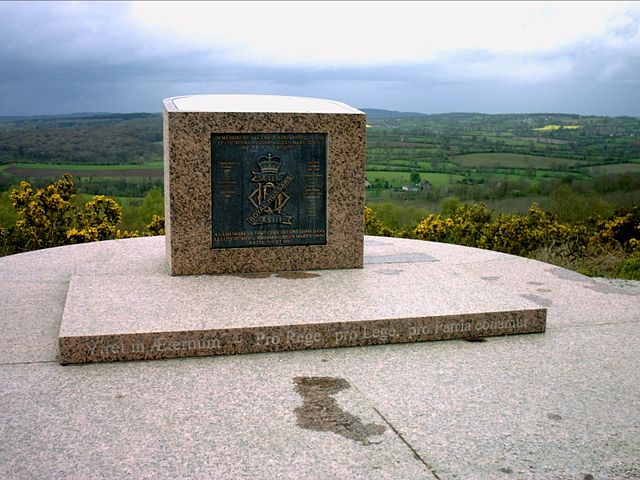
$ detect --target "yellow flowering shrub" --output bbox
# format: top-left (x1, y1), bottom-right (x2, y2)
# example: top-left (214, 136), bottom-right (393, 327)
top-left (413, 203), bottom-right (493, 247)
top-left (375, 201), bottom-right (638, 278)
top-left (3, 175), bottom-right (128, 253)
top-left (145, 215), bottom-right (165, 236)
top-left (487, 204), bottom-right (588, 257)
top-left (9, 174), bottom-right (77, 250)
top-left (1, 175), bottom-right (169, 256)
top-left (414, 202), bottom-right (588, 257)
top-left (364, 206), bottom-right (395, 237)
top-left (67, 195), bottom-right (123, 243)
top-left (594, 207), bottom-right (640, 252)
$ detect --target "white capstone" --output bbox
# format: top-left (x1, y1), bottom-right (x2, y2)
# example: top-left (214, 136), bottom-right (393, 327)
top-left (168, 94), bottom-right (363, 114)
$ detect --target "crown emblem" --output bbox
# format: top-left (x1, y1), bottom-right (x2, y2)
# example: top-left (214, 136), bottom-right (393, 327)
top-left (257, 153), bottom-right (282, 174)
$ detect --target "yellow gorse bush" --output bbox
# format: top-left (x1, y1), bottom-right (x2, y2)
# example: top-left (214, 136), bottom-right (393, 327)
top-left (595, 208), bottom-right (640, 252)
top-left (1, 174), bottom-right (165, 255)
top-left (364, 206), bottom-right (396, 237)
top-left (414, 202), bottom-right (589, 257)
top-left (9, 175), bottom-right (77, 249)
top-left (368, 200), bottom-right (639, 278)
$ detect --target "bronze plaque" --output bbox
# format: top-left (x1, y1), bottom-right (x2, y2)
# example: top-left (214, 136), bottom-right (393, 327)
top-left (211, 133), bottom-right (327, 248)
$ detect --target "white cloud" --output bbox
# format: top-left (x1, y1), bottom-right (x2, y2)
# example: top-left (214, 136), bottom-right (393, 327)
top-left (432, 54), bottom-right (574, 83)
top-left (130, 1), bottom-right (640, 66)
top-left (1, 1), bottom-right (638, 115)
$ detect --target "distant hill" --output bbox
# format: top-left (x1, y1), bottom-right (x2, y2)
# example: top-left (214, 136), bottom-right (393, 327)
top-left (0, 112), bottom-right (158, 122)
top-left (0, 112), bottom-right (162, 165)
top-left (360, 108), bottom-right (426, 119)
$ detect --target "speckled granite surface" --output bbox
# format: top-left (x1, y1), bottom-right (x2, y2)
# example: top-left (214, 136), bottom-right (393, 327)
top-left (163, 95), bottom-right (366, 275)
top-left (2, 236), bottom-right (639, 479)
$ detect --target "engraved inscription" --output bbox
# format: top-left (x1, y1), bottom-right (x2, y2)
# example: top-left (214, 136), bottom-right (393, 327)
top-left (211, 133), bottom-right (327, 248)
top-left (76, 314), bottom-right (540, 363)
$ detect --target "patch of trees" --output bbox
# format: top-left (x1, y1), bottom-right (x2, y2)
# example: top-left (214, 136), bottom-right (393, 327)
top-left (0, 114), bottom-right (162, 164)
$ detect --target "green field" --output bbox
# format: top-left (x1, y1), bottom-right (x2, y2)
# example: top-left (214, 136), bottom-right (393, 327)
top-left (366, 170), bottom-right (464, 187)
top-left (0, 161), bottom-right (163, 179)
top-left (583, 162), bottom-right (640, 174)
top-left (1, 111), bottom-right (638, 210)
top-left (452, 153), bottom-right (580, 169)
top-left (0, 161), bottom-right (163, 172)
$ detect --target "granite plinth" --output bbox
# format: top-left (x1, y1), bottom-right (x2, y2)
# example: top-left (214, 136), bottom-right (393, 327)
top-left (163, 94), bottom-right (366, 275)
top-left (59, 261), bottom-right (545, 364)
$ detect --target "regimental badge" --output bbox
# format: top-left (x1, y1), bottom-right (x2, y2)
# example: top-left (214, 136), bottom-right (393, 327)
top-left (211, 132), bottom-right (327, 249)
top-left (247, 153), bottom-right (295, 226)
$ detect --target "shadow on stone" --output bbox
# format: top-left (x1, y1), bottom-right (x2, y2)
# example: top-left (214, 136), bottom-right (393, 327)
top-left (275, 272), bottom-right (321, 280)
top-left (293, 376), bottom-right (386, 445)
top-left (233, 272), bottom-right (273, 279)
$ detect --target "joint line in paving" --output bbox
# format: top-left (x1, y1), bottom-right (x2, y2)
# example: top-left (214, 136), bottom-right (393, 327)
top-left (326, 355), bottom-right (442, 480)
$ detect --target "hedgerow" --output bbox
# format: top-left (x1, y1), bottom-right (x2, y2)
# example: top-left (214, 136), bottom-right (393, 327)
top-left (1, 175), bottom-right (637, 279)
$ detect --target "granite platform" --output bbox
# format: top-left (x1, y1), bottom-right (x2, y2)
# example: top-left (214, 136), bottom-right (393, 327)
top-left (58, 241), bottom-right (545, 364)
top-left (2, 236), bottom-right (639, 479)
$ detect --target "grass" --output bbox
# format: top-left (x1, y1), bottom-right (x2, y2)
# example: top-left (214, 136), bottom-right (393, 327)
top-left (366, 170), bottom-right (465, 187)
top-left (452, 153), bottom-right (580, 169)
top-left (583, 163), bottom-right (640, 174)
top-left (530, 245), bottom-right (639, 280)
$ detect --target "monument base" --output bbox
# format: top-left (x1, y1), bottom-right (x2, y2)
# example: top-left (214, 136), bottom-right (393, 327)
top-left (58, 257), bottom-right (545, 364)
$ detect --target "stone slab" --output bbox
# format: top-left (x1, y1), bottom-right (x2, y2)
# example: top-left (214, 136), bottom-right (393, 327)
top-left (163, 94), bottom-right (366, 275)
top-left (0, 280), bottom-right (68, 364)
top-left (328, 322), bottom-right (640, 479)
top-left (1, 352), bottom-right (438, 480)
top-left (58, 264), bottom-right (545, 364)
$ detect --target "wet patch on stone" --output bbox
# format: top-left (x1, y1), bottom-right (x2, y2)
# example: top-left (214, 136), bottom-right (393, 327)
top-left (365, 253), bottom-right (437, 264)
top-left (520, 293), bottom-right (553, 307)
top-left (374, 268), bottom-right (403, 275)
top-left (548, 267), bottom-right (590, 282)
top-left (293, 376), bottom-right (386, 445)
top-left (275, 271), bottom-right (321, 280)
top-left (584, 282), bottom-right (633, 295)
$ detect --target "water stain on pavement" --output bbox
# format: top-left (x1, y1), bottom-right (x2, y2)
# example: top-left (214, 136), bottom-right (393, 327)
top-left (293, 376), bottom-right (386, 445)
top-left (548, 267), bottom-right (590, 282)
top-left (374, 268), bottom-right (403, 275)
top-left (520, 293), bottom-right (553, 307)
top-left (584, 282), bottom-right (633, 295)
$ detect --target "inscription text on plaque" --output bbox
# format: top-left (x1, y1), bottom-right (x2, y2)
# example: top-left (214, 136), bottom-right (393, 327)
top-left (211, 133), bottom-right (327, 248)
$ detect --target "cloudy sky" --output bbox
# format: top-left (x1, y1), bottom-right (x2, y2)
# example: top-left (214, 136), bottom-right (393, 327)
top-left (1, 1), bottom-right (639, 116)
